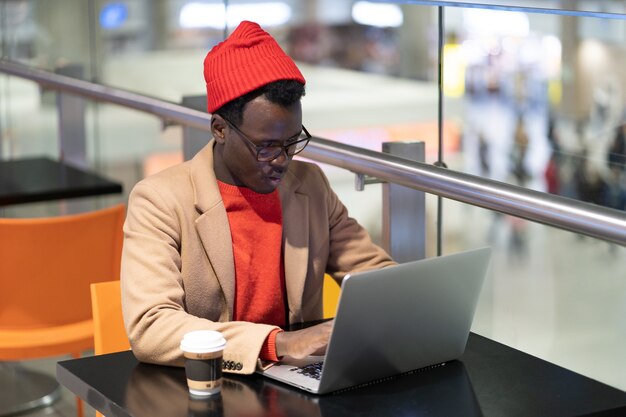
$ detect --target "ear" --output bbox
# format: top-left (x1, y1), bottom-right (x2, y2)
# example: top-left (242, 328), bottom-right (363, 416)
top-left (211, 115), bottom-right (227, 145)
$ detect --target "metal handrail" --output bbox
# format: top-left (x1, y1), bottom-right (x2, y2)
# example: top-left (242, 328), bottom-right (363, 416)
top-left (0, 61), bottom-right (211, 131)
top-left (2, 59), bottom-right (625, 246)
top-left (303, 138), bottom-right (626, 246)
top-left (373, 0), bottom-right (626, 20)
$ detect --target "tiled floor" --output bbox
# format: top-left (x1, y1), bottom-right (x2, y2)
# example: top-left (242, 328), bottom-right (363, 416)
top-left (3, 358), bottom-right (95, 417)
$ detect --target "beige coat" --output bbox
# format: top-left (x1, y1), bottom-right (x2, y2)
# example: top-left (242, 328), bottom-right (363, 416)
top-left (121, 141), bottom-right (394, 374)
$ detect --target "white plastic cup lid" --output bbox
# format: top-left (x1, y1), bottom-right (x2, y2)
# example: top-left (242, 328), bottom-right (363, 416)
top-left (180, 330), bottom-right (226, 354)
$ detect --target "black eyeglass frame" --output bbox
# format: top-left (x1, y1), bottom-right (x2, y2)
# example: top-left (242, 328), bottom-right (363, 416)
top-left (222, 117), bottom-right (311, 162)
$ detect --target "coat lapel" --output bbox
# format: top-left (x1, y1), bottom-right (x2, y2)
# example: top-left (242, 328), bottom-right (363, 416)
top-left (190, 142), bottom-right (235, 319)
top-left (280, 172), bottom-right (309, 322)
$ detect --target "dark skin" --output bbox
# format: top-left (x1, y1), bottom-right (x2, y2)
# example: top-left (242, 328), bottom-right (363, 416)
top-left (211, 94), bottom-right (333, 358)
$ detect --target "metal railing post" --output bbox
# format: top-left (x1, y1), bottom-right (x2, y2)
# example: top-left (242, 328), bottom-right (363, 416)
top-left (382, 142), bottom-right (426, 262)
top-left (56, 64), bottom-right (87, 168)
top-left (181, 95), bottom-right (210, 161)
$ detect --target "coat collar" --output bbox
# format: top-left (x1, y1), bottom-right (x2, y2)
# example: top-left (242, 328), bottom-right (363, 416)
top-left (189, 141), bottom-right (309, 322)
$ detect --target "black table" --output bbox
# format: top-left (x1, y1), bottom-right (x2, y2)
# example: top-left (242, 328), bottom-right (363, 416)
top-left (56, 333), bottom-right (626, 417)
top-left (0, 157), bottom-right (122, 206)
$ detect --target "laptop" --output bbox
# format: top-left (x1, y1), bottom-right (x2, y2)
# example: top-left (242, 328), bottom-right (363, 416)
top-left (258, 247), bottom-right (492, 394)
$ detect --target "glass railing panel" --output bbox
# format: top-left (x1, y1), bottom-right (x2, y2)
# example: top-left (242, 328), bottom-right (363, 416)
top-left (97, 0), bottom-right (220, 100)
top-left (2, 1), bottom-right (445, 202)
top-left (441, 6), bottom-right (626, 208)
top-left (1, 0), bottom-right (111, 217)
top-left (437, 5), bottom-right (626, 392)
top-left (1, 2), bottom-right (58, 162)
top-left (0, 74), bottom-right (58, 159)
top-left (89, 103), bottom-right (169, 197)
top-left (443, 199), bottom-right (626, 391)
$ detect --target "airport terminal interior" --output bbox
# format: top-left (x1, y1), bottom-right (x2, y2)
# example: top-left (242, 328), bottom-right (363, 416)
top-left (1, 1), bottom-right (626, 416)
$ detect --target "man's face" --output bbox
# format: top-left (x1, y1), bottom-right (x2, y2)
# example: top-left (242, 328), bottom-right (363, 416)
top-left (212, 95), bottom-right (303, 194)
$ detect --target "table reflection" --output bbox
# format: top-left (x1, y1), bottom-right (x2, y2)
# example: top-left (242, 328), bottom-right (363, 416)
top-left (126, 363), bottom-right (323, 417)
top-left (124, 359), bottom-right (482, 417)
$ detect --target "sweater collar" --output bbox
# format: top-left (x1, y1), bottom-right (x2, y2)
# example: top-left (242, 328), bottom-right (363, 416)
top-left (190, 140), bottom-right (302, 214)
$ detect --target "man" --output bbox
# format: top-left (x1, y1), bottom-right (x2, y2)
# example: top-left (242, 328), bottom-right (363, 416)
top-left (121, 20), bottom-right (394, 375)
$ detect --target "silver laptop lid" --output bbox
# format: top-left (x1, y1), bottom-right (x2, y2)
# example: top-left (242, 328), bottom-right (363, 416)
top-left (318, 247), bottom-right (491, 393)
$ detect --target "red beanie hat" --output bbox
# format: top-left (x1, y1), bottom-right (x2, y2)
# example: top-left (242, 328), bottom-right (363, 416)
top-left (203, 21), bottom-right (306, 113)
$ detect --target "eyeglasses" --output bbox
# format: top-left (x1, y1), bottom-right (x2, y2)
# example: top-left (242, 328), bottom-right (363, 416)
top-left (222, 117), bottom-right (311, 162)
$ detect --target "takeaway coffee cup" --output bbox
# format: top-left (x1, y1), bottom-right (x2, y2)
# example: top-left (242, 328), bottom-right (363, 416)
top-left (180, 330), bottom-right (227, 396)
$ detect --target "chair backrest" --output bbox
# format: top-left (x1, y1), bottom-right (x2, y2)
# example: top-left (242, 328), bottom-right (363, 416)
top-left (323, 274), bottom-right (341, 319)
top-left (0, 204), bottom-right (125, 330)
top-left (90, 280), bottom-right (130, 355)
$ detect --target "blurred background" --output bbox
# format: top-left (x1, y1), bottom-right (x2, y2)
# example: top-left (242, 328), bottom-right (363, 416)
top-left (1, 1), bottom-right (625, 415)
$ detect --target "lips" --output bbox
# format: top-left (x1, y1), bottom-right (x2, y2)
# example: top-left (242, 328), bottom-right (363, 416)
top-left (266, 171), bottom-right (285, 186)
top-left (267, 176), bottom-right (283, 185)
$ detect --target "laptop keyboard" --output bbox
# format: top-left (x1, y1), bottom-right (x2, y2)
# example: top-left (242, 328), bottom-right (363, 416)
top-left (290, 361), bottom-right (324, 380)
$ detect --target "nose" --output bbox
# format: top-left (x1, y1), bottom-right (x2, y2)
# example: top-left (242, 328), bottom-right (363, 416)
top-left (270, 149), bottom-right (290, 168)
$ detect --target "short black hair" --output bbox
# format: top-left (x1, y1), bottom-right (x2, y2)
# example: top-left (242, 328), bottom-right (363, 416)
top-left (214, 79), bottom-right (305, 126)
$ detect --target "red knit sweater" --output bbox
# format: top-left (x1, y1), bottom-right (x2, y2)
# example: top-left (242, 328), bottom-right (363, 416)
top-left (218, 181), bottom-right (286, 361)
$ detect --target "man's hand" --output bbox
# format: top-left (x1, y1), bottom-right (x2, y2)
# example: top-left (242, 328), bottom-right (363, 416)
top-left (275, 320), bottom-right (334, 359)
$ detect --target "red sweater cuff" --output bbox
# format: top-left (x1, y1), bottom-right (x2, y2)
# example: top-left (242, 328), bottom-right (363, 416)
top-left (259, 329), bottom-right (282, 362)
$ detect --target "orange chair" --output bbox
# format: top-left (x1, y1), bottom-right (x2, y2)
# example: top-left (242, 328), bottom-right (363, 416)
top-left (90, 280), bottom-right (130, 356)
top-left (0, 204), bottom-right (125, 416)
top-left (90, 280), bottom-right (130, 417)
top-left (323, 274), bottom-right (341, 319)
